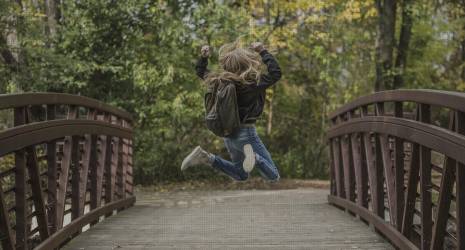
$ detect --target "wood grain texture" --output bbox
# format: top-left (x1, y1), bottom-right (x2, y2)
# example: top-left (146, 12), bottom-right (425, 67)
top-left (64, 189), bottom-right (394, 250)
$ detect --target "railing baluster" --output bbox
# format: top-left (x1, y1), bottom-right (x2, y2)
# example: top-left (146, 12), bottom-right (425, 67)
top-left (107, 117), bottom-right (121, 205)
top-left (431, 111), bottom-right (457, 249)
top-left (14, 107), bottom-right (28, 250)
top-left (351, 133), bottom-right (368, 209)
top-left (104, 115), bottom-right (113, 206)
top-left (91, 113), bottom-right (110, 216)
top-left (380, 134), bottom-right (397, 226)
top-left (79, 109), bottom-right (98, 216)
top-left (374, 103), bottom-right (385, 219)
top-left (394, 102), bottom-right (404, 231)
top-left (331, 138), bottom-right (345, 198)
top-left (25, 108), bottom-right (50, 241)
top-left (419, 103), bottom-right (432, 250)
top-left (0, 177), bottom-right (14, 249)
top-left (121, 120), bottom-right (129, 199)
top-left (56, 105), bottom-right (78, 229)
top-left (46, 104), bottom-right (57, 234)
top-left (456, 111), bottom-right (465, 250)
top-left (329, 136), bottom-right (337, 196)
top-left (341, 134), bottom-right (355, 202)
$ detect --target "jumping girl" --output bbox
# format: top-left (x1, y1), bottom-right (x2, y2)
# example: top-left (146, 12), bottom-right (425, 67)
top-left (181, 41), bottom-right (282, 182)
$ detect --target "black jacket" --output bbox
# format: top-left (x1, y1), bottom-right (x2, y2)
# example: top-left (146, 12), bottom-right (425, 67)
top-left (195, 50), bottom-right (282, 124)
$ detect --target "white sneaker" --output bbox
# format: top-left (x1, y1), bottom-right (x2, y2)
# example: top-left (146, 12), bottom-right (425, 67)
top-left (181, 146), bottom-right (211, 171)
top-left (243, 144), bottom-right (255, 173)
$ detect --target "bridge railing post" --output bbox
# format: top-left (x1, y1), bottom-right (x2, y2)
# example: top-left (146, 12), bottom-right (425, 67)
top-left (0, 93), bottom-right (135, 250)
top-left (327, 89), bottom-right (465, 250)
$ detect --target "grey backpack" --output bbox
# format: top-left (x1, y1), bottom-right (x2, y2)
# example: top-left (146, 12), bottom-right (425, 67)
top-left (204, 80), bottom-right (241, 137)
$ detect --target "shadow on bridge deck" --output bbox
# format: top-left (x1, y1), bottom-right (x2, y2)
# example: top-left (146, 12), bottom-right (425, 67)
top-left (64, 188), bottom-right (393, 250)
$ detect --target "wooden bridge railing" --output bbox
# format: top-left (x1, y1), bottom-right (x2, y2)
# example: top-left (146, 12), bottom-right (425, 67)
top-left (327, 90), bottom-right (465, 250)
top-left (0, 93), bottom-right (135, 250)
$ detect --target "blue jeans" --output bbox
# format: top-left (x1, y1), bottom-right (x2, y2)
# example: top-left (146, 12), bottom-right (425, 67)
top-left (211, 126), bottom-right (280, 181)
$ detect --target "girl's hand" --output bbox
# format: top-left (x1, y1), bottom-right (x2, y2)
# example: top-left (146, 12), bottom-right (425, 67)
top-left (201, 45), bottom-right (210, 58)
top-left (250, 42), bottom-right (265, 53)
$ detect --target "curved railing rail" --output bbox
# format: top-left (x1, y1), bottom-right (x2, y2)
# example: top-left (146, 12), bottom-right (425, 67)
top-left (0, 93), bottom-right (135, 250)
top-left (327, 90), bottom-right (465, 250)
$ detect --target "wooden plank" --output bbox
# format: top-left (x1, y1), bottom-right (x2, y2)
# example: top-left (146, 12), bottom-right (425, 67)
top-left (363, 132), bottom-right (384, 218)
top-left (91, 113), bottom-right (110, 213)
top-left (79, 109), bottom-right (98, 215)
top-left (106, 117), bottom-right (121, 204)
top-left (373, 103), bottom-right (385, 219)
top-left (0, 178), bottom-right (15, 249)
top-left (402, 142), bottom-right (420, 240)
top-left (351, 133), bottom-right (368, 208)
top-left (419, 104), bottom-right (432, 250)
top-left (431, 111), bottom-right (456, 250)
top-left (25, 107), bottom-right (50, 240)
top-left (456, 111), bottom-right (465, 250)
top-left (127, 140), bottom-right (134, 195)
top-left (46, 104), bottom-right (57, 234)
top-left (14, 107), bottom-right (28, 250)
top-left (402, 105), bottom-right (421, 241)
top-left (56, 105), bottom-right (77, 229)
top-left (104, 116), bottom-right (114, 204)
top-left (25, 145), bottom-right (50, 240)
top-left (65, 190), bottom-right (393, 250)
top-left (70, 133), bottom-right (81, 221)
top-left (341, 135), bottom-right (355, 202)
top-left (329, 138), bottom-right (337, 196)
top-left (331, 138), bottom-right (345, 198)
top-left (379, 134), bottom-right (397, 227)
top-left (394, 102), bottom-right (405, 230)
top-left (121, 136), bottom-right (129, 199)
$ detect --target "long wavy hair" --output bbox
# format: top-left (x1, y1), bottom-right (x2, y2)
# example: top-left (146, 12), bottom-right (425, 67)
top-left (205, 40), bottom-right (262, 86)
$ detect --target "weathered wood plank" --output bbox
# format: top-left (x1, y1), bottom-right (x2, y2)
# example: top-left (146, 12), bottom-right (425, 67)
top-left (0, 178), bottom-right (14, 249)
top-left (14, 107), bottom-right (28, 250)
top-left (331, 139), bottom-right (345, 198)
top-left (79, 109), bottom-right (98, 215)
top-left (379, 134), bottom-right (397, 227)
top-left (419, 104), bottom-right (432, 250)
top-left (394, 102), bottom-right (404, 230)
top-left (25, 108), bottom-right (50, 240)
top-left (56, 105), bottom-right (77, 229)
top-left (351, 133), bottom-right (368, 208)
top-left (456, 111), bottom-right (465, 250)
top-left (402, 142), bottom-right (420, 240)
top-left (91, 113), bottom-right (110, 215)
top-left (373, 103), bottom-right (385, 219)
top-left (431, 111), bottom-right (456, 250)
top-left (46, 104), bottom-right (57, 234)
top-left (64, 189), bottom-right (394, 250)
top-left (70, 133), bottom-right (81, 221)
top-left (341, 135), bottom-right (355, 202)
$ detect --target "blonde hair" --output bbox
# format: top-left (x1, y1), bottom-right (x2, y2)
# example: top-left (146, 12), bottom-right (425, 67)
top-left (205, 41), bottom-right (261, 86)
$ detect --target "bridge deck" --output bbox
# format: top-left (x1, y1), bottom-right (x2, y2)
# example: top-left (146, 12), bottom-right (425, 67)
top-left (64, 188), bottom-right (393, 250)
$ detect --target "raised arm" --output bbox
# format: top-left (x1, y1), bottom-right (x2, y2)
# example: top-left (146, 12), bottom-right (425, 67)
top-left (195, 45), bottom-right (210, 80)
top-left (257, 50), bottom-right (282, 88)
top-left (250, 42), bottom-right (282, 89)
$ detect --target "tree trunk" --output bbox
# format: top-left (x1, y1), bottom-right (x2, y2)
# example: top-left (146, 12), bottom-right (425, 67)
top-left (0, 34), bottom-right (18, 71)
top-left (266, 85), bottom-right (275, 136)
top-left (393, 0), bottom-right (413, 89)
top-left (45, 0), bottom-right (59, 37)
top-left (375, 0), bottom-right (397, 91)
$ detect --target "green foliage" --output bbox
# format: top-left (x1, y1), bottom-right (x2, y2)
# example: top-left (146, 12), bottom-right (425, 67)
top-left (2, 0), bottom-right (465, 184)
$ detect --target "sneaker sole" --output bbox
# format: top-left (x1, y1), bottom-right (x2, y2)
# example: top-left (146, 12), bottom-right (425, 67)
top-left (181, 146), bottom-right (201, 171)
top-left (243, 144), bottom-right (255, 173)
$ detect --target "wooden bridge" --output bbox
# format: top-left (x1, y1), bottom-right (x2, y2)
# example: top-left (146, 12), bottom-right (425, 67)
top-left (0, 90), bottom-right (464, 250)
